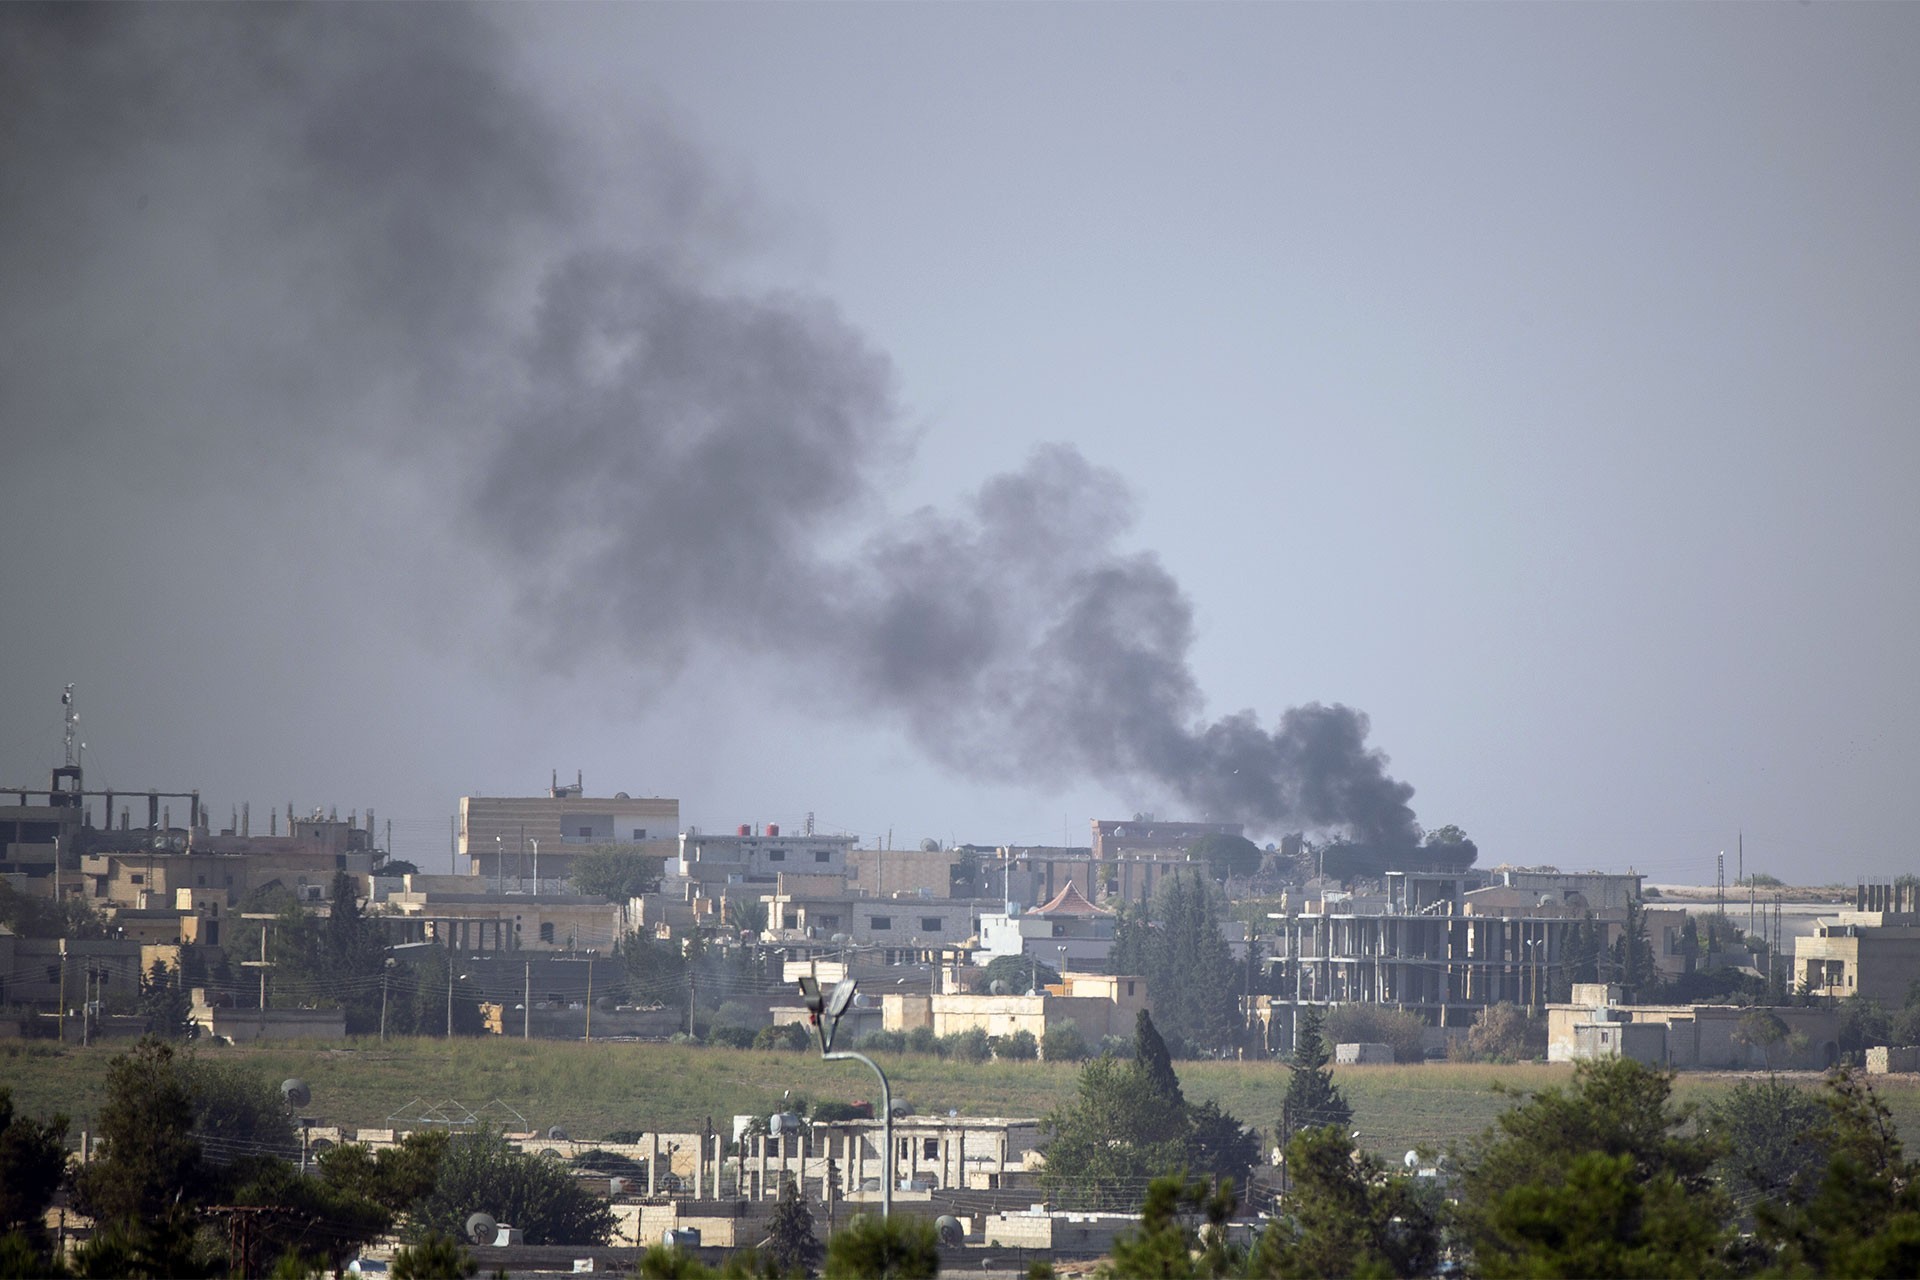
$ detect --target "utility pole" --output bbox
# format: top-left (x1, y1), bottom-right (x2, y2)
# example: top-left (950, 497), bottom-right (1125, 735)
top-left (524, 960), bottom-right (532, 1040)
top-left (585, 957), bottom-right (594, 1044)
top-left (380, 961), bottom-right (392, 1043)
top-left (445, 940), bottom-right (456, 1038)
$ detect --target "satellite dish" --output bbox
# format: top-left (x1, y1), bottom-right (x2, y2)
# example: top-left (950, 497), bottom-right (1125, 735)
top-left (889, 1099), bottom-right (913, 1117)
top-left (548, 1126), bottom-right (569, 1141)
top-left (829, 933), bottom-right (852, 945)
top-left (281, 1079), bottom-right (311, 1109)
top-left (609, 1177), bottom-right (629, 1196)
top-left (1404, 1150), bottom-right (1420, 1170)
top-left (935, 1215), bottom-right (964, 1246)
top-left (465, 1212), bottom-right (497, 1245)
top-left (990, 980), bottom-right (1009, 996)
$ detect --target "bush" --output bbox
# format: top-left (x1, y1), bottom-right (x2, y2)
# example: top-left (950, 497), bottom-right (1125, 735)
top-left (712, 1000), bottom-right (766, 1032)
top-left (1324, 1004), bottom-right (1428, 1064)
top-left (705, 1025), bottom-right (755, 1050)
top-left (1453, 1002), bottom-right (1530, 1063)
top-left (939, 1028), bottom-right (992, 1063)
top-left (905, 1026), bottom-right (939, 1056)
top-left (991, 1030), bottom-right (1039, 1060)
top-left (1042, 1023), bottom-right (1091, 1062)
top-left (854, 1030), bottom-right (906, 1054)
top-left (753, 1023), bottom-right (811, 1051)
top-left (1099, 1035), bottom-right (1136, 1059)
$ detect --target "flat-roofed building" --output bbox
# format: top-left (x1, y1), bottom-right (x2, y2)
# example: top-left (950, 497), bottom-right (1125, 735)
top-left (460, 775), bottom-right (678, 891)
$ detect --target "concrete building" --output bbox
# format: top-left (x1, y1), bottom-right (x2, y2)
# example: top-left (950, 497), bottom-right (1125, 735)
top-left (1277, 871), bottom-right (1602, 1027)
top-left (1549, 983), bottom-right (1842, 1069)
top-left (460, 775), bottom-right (678, 890)
top-left (978, 881), bottom-right (1119, 968)
top-left (1793, 883), bottom-right (1920, 1005)
top-left (382, 882), bottom-right (625, 953)
top-left (884, 972), bottom-right (1149, 1050)
top-left (674, 828), bottom-right (857, 888)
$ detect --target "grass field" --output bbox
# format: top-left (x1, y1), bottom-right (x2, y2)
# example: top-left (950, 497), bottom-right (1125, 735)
top-left (8, 1037), bottom-right (1920, 1160)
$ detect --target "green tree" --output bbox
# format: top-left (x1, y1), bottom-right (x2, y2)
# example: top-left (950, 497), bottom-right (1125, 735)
top-left (0, 1088), bottom-right (69, 1256)
top-left (408, 944), bottom-right (486, 1037)
top-left (1040, 1056), bottom-right (1189, 1209)
top-left (319, 1130), bottom-right (451, 1216)
top-left (1611, 898), bottom-right (1655, 997)
top-left (408, 1128), bottom-right (613, 1246)
top-left (991, 1030), bottom-right (1039, 1061)
top-left (389, 1233), bottom-right (478, 1280)
top-left (1456, 1002), bottom-right (1530, 1064)
top-left (1756, 1068), bottom-right (1920, 1276)
top-left (972, 954), bottom-right (1058, 995)
top-left (620, 928), bottom-right (692, 1015)
top-left (1249, 1126), bottom-right (1440, 1280)
top-left (1456, 1058), bottom-right (1728, 1276)
top-left (138, 960), bottom-right (194, 1041)
top-left (1280, 1006), bottom-right (1352, 1141)
top-left (1041, 1023), bottom-right (1090, 1062)
top-left (225, 1157), bottom-right (394, 1274)
top-left (823, 1214), bottom-right (940, 1280)
top-left (1703, 1076), bottom-right (1827, 1214)
top-left (1477, 1149), bottom-right (1727, 1280)
top-left (763, 1178), bottom-right (823, 1277)
top-left (571, 848), bottom-right (666, 902)
top-left (70, 1039), bottom-right (205, 1228)
top-left (1099, 1174), bottom-right (1240, 1279)
top-left (1835, 995), bottom-right (1892, 1066)
top-left (1323, 1004), bottom-right (1427, 1064)
top-left (1110, 872), bottom-right (1241, 1051)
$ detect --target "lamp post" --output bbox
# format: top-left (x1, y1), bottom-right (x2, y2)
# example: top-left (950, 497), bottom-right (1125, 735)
top-left (799, 976), bottom-right (892, 1220)
top-left (530, 839), bottom-right (539, 894)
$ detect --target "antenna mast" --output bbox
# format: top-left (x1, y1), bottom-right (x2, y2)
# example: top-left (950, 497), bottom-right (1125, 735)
top-left (61, 684), bottom-right (77, 767)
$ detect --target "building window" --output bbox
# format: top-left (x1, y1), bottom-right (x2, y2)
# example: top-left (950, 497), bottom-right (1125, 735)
top-left (870, 916), bottom-right (892, 931)
top-left (920, 917), bottom-right (942, 932)
top-left (768, 850), bottom-right (786, 862)
top-left (923, 1138), bottom-right (940, 1159)
top-left (1127, 981), bottom-right (1136, 997)
top-left (632, 829), bottom-right (647, 840)
top-left (540, 922), bottom-right (555, 943)
top-left (130, 874), bottom-right (144, 885)
top-left (814, 851), bottom-right (832, 863)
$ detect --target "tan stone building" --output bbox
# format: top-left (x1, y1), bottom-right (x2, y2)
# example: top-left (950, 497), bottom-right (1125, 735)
top-left (460, 775), bottom-right (678, 890)
top-left (1793, 883), bottom-right (1920, 1005)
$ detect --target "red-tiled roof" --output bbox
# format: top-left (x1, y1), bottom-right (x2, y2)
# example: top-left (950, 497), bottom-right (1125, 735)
top-left (1034, 881), bottom-right (1111, 917)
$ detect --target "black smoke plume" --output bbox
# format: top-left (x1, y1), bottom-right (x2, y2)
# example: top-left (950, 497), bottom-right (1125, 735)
top-left (2, 5), bottom-right (1425, 851)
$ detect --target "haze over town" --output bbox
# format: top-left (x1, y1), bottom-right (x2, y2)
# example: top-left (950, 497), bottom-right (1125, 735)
top-left (3, 4), bottom-right (1917, 884)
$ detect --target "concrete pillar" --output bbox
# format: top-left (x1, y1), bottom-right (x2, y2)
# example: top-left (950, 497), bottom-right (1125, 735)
top-left (693, 1135), bottom-right (704, 1200)
top-left (649, 1134), bottom-right (660, 1196)
top-left (758, 1134), bottom-right (769, 1200)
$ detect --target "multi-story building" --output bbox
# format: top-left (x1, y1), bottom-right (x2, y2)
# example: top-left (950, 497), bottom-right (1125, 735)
top-left (1275, 870), bottom-right (1609, 1029)
top-left (674, 826), bottom-right (856, 887)
top-left (1794, 883), bottom-right (1920, 1004)
top-left (460, 774), bottom-right (678, 890)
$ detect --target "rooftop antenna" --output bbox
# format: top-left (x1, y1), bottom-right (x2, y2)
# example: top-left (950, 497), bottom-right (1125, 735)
top-left (61, 684), bottom-right (77, 767)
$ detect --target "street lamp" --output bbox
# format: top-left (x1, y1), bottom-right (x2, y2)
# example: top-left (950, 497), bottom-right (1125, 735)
top-left (530, 839), bottom-right (539, 894)
top-left (799, 976), bottom-right (892, 1220)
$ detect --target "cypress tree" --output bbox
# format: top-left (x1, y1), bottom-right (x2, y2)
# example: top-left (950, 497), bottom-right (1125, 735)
top-left (1280, 1005), bottom-right (1351, 1142)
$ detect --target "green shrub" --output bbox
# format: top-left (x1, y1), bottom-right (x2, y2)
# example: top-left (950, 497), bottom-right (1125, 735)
top-left (992, 1030), bottom-right (1039, 1061)
top-left (940, 1028), bottom-right (992, 1064)
top-left (753, 1023), bottom-right (811, 1051)
top-left (1042, 1023), bottom-right (1090, 1063)
top-left (905, 1026), bottom-right (939, 1055)
top-left (854, 1030), bottom-right (906, 1054)
top-left (706, 1025), bottom-right (755, 1050)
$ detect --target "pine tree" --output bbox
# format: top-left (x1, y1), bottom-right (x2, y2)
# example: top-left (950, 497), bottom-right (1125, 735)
top-left (1280, 1006), bottom-right (1351, 1144)
top-left (763, 1177), bottom-right (823, 1276)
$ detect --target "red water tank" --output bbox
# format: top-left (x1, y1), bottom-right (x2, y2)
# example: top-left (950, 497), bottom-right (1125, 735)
top-left (737, 824), bottom-right (751, 837)
top-left (767, 823), bottom-right (780, 837)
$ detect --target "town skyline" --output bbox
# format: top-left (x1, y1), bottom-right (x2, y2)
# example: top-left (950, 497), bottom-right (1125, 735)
top-left (4, 5), bottom-right (1917, 886)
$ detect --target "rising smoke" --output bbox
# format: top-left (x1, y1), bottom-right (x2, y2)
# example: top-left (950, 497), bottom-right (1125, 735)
top-left (1, 5), bottom-right (1422, 850)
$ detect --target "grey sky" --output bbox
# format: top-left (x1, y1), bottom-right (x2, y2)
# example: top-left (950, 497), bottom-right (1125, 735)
top-left (2, 3), bottom-right (1915, 883)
